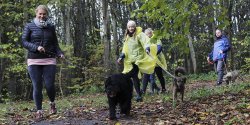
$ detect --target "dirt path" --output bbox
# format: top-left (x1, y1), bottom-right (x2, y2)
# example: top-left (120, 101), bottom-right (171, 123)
top-left (30, 81), bottom-right (250, 125)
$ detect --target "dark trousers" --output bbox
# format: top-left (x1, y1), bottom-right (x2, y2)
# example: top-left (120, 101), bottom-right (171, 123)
top-left (215, 60), bottom-right (225, 84)
top-left (142, 73), bottom-right (158, 93)
top-left (155, 67), bottom-right (166, 90)
top-left (28, 65), bottom-right (56, 110)
top-left (126, 64), bottom-right (141, 96)
top-left (142, 66), bottom-right (166, 92)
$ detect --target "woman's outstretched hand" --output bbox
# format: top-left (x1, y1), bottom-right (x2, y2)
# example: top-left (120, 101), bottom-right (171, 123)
top-left (58, 54), bottom-right (65, 59)
top-left (37, 46), bottom-right (45, 53)
top-left (117, 58), bottom-right (122, 64)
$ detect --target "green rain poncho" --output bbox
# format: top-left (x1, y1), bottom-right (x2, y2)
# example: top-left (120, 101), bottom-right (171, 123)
top-left (121, 27), bottom-right (158, 74)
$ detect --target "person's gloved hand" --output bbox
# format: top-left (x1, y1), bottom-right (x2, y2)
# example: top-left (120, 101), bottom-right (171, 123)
top-left (117, 53), bottom-right (125, 64)
top-left (146, 47), bottom-right (150, 54)
top-left (157, 45), bottom-right (162, 55)
top-left (117, 58), bottom-right (122, 64)
top-left (58, 54), bottom-right (65, 59)
top-left (37, 46), bottom-right (45, 53)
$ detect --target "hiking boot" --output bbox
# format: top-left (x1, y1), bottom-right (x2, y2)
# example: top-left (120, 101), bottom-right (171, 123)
top-left (135, 96), bottom-right (143, 102)
top-left (141, 89), bottom-right (145, 95)
top-left (161, 88), bottom-right (166, 93)
top-left (35, 110), bottom-right (43, 121)
top-left (154, 86), bottom-right (160, 94)
top-left (216, 82), bottom-right (222, 86)
top-left (49, 102), bottom-right (57, 114)
top-left (148, 91), bottom-right (154, 95)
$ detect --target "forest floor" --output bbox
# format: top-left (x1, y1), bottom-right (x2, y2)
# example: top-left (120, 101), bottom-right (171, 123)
top-left (1, 77), bottom-right (250, 125)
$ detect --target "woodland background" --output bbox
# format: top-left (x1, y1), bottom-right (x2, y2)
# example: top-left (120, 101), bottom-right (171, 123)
top-left (0, 0), bottom-right (249, 101)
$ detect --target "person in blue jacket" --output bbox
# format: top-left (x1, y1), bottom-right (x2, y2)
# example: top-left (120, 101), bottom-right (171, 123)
top-left (207, 29), bottom-right (231, 85)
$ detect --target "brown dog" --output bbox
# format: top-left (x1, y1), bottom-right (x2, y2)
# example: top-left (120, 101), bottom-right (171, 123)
top-left (173, 67), bottom-right (186, 104)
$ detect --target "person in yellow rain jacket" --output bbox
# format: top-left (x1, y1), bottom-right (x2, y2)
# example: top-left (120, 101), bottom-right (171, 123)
top-left (117, 20), bottom-right (157, 102)
top-left (142, 28), bottom-right (167, 94)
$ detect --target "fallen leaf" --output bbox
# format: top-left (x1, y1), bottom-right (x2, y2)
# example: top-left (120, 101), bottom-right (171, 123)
top-left (156, 100), bottom-right (163, 103)
top-left (244, 113), bottom-right (249, 118)
top-left (199, 116), bottom-right (206, 120)
top-left (247, 104), bottom-right (250, 109)
top-left (115, 122), bottom-right (121, 125)
top-left (155, 120), bottom-right (165, 125)
top-left (219, 112), bottom-right (228, 117)
top-left (196, 111), bottom-right (209, 116)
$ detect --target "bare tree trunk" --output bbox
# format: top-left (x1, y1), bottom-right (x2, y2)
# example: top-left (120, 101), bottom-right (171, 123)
top-left (74, 0), bottom-right (85, 58)
top-left (8, 73), bottom-right (17, 100)
top-left (0, 32), bottom-right (3, 102)
top-left (227, 0), bottom-right (234, 70)
top-left (188, 34), bottom-right (197, 73)
top-left (111, 17), bottom-right (119, 72)
top-left (23, 0), bottom-right (28, 25)
top-left (209, 0), bottom-right (217, 72)
top-left (22, 0), bottom-right (32, 100)
top-left (91, 0), bottom-right (101, 45)
top-left (24, 73), bottom-right (33, 100)
top-left (71, 0), bottom-right (87, 81)
top-left (61, 4), bottom-right (71, 44)
top-left (111, 0), bottom-right (119, 72)
top-left (212, 0), bottom-right (217, 41)
top-left (102, 0), bottom-right (110, 75)
top-left (65, 6), bottom-right (71, 44)
top-left (187, 56), bottom-right (191, 73)
top-left (25, 84), bottom-right (33, 100)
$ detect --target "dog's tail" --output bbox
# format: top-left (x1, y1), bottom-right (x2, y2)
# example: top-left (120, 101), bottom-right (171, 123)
top-left (175, 67), bottom-right (186, 77)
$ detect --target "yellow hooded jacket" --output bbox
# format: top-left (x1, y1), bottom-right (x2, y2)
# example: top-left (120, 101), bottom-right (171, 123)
top-left (149, 34), bottom-right (167, 70)
top-left (122, 27), bottom-right (157, 74)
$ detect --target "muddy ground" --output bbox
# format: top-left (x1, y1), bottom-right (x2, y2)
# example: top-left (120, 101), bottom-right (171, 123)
top-left (7, 81), bottom-right (250, 125)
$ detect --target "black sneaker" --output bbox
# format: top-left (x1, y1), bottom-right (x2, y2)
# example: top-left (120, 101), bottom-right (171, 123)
top-left (161, 89), bottom-right (166, 93)
top-left (141, 89), bottom-right (145, 95)
top-left (154, 86), bottom-right (160, 94)
top-left (216, 82), bottom-right (222, 86)
top-left (135, 96), bottom-right (142, 102)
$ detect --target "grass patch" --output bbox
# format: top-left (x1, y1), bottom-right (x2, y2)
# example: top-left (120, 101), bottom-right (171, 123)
top-left (67, 84), bottom-right (105, 96)
top-left (235, 97), bottom-right (249, 109)
top-left (225, 116), bottom-right (245, 125)
top-left (188, 71), bottom-right (217, 82)
top-left (187, 82), bottom-right (250, 100)
top-left (142, 92), bottom-right (172, 103)
top-left (163, 71), bottom-right (217, 85)
top-left (55, 93), bottom-right (107, 109)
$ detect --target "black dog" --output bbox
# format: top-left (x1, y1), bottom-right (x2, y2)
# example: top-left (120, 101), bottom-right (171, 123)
top-left (105, 73), bottom-right (133, 120)
top-left (173, 67), bottom-right (186, 104)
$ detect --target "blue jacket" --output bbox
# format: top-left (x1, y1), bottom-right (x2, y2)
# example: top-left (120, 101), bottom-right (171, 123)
top-left (209, 35), bottom-right (231, 61)
top-left (22, 21), bottom-right (63, 59)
